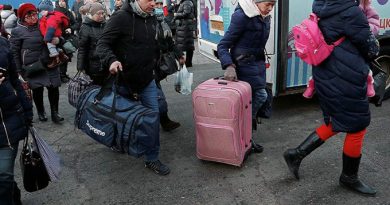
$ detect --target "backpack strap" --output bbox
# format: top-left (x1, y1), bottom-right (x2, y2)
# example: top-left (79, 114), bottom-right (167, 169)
top-left (333, 36), bottom-right (346, 46)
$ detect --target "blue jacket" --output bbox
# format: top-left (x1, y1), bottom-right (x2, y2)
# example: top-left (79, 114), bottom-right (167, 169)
top-left (0, 36), bottom-right (33, 147)
top-left (312, 0), bottom-right (375, 132)
top-left (217, 5), bottom-right (270, 90)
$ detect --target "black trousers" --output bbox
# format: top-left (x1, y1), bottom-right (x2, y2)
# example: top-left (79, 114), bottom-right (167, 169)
top-left (32, 86), bottom-right (60, 113)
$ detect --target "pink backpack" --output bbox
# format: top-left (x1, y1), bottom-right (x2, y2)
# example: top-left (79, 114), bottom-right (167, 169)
top-left (293, 13), bottom-right (345, 66)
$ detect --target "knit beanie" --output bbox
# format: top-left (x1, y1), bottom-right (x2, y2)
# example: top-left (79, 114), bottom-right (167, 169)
top-left (2, 4), bottom-right (12, 10)
top-left (38, 0), bottom-right (54, 12)
top-left (253, 0), bottom-right (277, 3)
top-left (17, 3), bottom-right (38, 19)
top-left (88, 2), bottom-right (104, 16)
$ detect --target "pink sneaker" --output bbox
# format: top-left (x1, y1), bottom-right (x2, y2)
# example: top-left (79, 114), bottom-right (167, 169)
top-left (303, 77), bottom-right (315, 99)
top-left (367, 73), bottom-right (375, 97)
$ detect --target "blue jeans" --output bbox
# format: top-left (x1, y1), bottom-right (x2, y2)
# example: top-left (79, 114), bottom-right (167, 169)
top-left (0, 143), bottom-right (19, 204)
top-left (156, 86), bottom-right (168, 114)
top-left (139, 80), bottom-right (160, 162)
top-left (252, 88), bottom-right (268, 119)
top-left (0, 144), bottom-right (18, 183)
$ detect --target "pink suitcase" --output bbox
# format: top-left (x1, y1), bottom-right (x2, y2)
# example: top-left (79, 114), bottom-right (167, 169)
top-left (192, 78), bottom-right (252, 166)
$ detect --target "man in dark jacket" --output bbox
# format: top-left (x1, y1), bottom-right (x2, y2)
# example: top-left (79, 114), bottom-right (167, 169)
top-left (0, 20), bottom-right (33, 204)
top-left (96, 0), bottom-right (170, 176)
top-left (284, 0), bottom-right (379, 196)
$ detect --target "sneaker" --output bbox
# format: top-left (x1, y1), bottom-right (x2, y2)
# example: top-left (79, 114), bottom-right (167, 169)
top-left (145, 160), bottom-right (170, 175)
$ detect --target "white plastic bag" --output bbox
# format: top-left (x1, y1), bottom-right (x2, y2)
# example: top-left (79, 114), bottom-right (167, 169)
top-left (174, 65), bottom-right (193, 95)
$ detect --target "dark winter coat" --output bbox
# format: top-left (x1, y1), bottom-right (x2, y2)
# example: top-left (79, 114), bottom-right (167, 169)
top-left (0, 36), bottom-right (33, 147)
top-left (174, 0), bottom-right (195, 51)
top-left (10, 22), bottom-right (61, 89)
top-left (77, 18), bottom-right (106, 84)
top-left (217, 5), bottom-right (270, 90)
top-left (55, 6), bottom-right (78, 36)
top-left (312, 0), bottom-right (376, 132)
top-left (71, 1), bottom-right (84, 31)
top-left (96, 2), bottom-right (159, 93)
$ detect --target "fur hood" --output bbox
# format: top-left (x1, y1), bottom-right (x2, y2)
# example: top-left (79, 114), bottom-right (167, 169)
top-left (238, 0), bottom-right (260, 17)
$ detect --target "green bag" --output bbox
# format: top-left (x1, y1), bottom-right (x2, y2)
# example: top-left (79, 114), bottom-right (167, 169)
top-left (22, 60), bottom-right (46, 77)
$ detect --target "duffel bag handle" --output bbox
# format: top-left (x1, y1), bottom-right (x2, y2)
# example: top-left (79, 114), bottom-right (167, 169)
top-left (94, 72), bottom-right (138, 113)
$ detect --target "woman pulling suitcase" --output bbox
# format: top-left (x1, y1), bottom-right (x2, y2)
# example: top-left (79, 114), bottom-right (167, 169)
top-left (217, 0), bottom-right (277, 153)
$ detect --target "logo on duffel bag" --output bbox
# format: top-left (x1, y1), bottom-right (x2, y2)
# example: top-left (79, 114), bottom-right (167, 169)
top-left (86, 120), bottom-right (106, 136)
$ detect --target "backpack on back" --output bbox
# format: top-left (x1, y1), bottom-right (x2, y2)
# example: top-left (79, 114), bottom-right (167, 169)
top-left (292, 13), bottom-right (345, 66)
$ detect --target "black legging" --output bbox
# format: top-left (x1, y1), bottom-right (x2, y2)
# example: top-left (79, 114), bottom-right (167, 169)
top-left (59, 62), bottom-right (68, 78)
top-left (32, 86), bottom-right (60, 113)
top-left (185, 49), bottom-right (194, 67)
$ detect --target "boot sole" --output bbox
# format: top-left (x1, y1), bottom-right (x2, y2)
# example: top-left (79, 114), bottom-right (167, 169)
top-left (339, 181), bottom-right (377, 197)
top-left (162, 124), bottom-right (181, 132)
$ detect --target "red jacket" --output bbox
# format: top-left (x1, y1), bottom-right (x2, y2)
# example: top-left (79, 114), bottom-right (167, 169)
top-left (39, 11), bottom-right (69, 42)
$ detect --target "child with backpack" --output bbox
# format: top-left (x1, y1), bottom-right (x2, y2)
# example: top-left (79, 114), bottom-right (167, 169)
top-left (302, 0), bottom-right (380, 99)
top-left (38, 0), bottom-right (70, 68)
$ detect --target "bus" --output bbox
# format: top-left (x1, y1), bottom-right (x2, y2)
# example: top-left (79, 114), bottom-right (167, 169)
top-left (197, 0), bottom-right (390, 97)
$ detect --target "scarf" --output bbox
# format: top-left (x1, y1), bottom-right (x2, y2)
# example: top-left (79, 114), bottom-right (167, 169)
top-left (130, 0), bottom-right (153, 18)
top-left (238, 0), bottom-right (260, 17)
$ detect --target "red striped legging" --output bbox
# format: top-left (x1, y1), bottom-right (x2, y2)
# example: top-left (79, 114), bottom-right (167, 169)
top-left (315, 123), bottom-right (366, 158)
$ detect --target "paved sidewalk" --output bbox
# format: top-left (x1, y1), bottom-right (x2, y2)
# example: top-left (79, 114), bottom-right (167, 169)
top-left (16, 48), bottom-right (390, 205)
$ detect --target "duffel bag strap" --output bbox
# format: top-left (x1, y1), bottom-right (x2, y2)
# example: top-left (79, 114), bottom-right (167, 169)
top-left (95, 75), bottom-right (116, 102)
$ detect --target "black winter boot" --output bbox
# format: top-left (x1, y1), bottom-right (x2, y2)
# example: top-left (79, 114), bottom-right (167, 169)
top-left (48, 87), bottom-right (64, 123)
top-left (251, 119), bottom-right (263, 153)
top-left (51, 111), bottom-right (64, 123)
top-left (339, 154), bottom-right (376, 196)
top-left (33, 87), bottom-right (47, 122)
top-left (251, 139), bottom-right (264, 153)
top-left (38, 112), bottom-right (48, 122)
top-left (160, 112), bottom-right (181, 132)
top-left (283, 131), bottom-right (324, 179)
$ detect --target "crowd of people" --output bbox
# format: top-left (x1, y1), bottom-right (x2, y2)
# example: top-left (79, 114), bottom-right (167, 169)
top-left (0, 0), bottom-right (382, 203)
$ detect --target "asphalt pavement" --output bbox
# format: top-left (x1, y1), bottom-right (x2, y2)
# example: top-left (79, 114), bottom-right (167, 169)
top-left (16, 46), bottom-right (390, 205)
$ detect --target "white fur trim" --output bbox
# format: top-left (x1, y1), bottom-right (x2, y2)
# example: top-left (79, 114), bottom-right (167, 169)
top-left (238, 0), bottom-right (260, 17)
